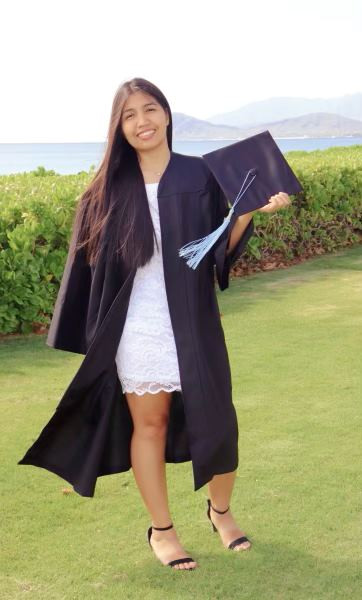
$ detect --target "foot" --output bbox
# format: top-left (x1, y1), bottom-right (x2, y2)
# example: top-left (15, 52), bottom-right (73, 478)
top-left (210, 506), bottom-right (251, 551)
top-left (150, 526), bottom-right (198, 570)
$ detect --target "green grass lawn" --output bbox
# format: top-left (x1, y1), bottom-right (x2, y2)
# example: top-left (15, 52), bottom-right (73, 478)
top-left (1, 245), bottom-right (361, 600)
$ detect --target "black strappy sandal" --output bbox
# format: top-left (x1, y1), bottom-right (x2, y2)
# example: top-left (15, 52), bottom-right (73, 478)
top-left (206, 498), bottom-right (251, 551)
top-left (147, 523), bottom-right (196, 570)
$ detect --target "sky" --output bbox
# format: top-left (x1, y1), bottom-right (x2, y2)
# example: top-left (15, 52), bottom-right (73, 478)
top-left (1, 0), bottom-right (361, 143)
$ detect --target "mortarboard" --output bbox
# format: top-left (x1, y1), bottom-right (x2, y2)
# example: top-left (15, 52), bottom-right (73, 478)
top-left (178, 129), bottom-right (303, 269)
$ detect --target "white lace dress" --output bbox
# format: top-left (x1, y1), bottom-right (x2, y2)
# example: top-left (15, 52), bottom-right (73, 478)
top-left (115, 182), bottom-right (182, 396)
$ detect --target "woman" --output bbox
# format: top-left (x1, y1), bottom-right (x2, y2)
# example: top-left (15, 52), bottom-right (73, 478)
top-left (18, 77), bottom-right (290, 571)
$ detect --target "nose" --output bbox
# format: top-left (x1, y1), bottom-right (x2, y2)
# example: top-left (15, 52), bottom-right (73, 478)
top-left (136, 112), bottom-right (151, 127)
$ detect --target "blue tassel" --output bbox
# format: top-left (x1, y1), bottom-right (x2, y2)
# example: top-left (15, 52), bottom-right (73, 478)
top-left (178, 168), bottom-right (257, 269)
top-left (179, 209), bottom-right (234, 269)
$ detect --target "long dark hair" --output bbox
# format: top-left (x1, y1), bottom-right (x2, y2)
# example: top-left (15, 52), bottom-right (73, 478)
top-left (73, 77), bottom-right (173, 269)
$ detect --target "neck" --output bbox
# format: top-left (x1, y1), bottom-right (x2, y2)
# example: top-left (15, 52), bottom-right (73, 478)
top-left (136, 140), bottom-right (171, 175)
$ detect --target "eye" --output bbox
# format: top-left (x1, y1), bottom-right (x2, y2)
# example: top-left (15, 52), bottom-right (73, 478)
top-left (147, 108), bottom-right (155, 112)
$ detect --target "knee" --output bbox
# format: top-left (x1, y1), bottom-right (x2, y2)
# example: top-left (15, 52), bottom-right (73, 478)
top-left (134, 413), bottom-right (169, 439)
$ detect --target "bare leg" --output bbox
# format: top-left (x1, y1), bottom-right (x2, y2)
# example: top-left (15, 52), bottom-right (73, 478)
top-left (207, 470), bottom-right (251, 551)
top-left (125, 389), bottom-right (198, 569)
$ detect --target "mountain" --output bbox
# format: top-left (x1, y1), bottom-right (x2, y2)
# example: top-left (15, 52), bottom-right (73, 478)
top-left (172, 112), bottom-right (242, 139)
top-left (172, 111), bottom-right (362, 140)
top-left (234, 112), bottom-right (362, 138)
top-left (206, 93), bottom-right (362, 128)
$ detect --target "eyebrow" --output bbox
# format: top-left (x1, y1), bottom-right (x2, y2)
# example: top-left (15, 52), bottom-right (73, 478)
top-left (122, 102), bottom-right (157, 115)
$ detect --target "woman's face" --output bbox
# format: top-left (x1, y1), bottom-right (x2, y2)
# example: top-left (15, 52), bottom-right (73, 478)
top-left (120, 90), bottom-right (169, 152)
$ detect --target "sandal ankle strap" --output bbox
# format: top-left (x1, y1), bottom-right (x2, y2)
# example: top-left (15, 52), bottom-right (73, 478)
top-left (152, 523), bottom-right (173, 531)
top-left (208, 499), bottom-right (230, 514)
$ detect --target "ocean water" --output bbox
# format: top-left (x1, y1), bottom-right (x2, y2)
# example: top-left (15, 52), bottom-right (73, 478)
top-left (0, 137), bottom-right (362, 176)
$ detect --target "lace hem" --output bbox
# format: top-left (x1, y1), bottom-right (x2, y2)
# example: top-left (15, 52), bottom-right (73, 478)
top-left (119, 377), bottom-right (182, 396)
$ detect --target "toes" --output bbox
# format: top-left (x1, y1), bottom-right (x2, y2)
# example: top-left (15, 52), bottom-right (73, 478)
top-left (235, 542), bottom-right (250, 551)
top-left (174, 561), bottom-right (197, 570)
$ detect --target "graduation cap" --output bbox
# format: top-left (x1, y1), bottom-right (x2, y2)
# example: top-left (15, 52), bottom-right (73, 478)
top-left (178, 130), bottom-right (303, 269)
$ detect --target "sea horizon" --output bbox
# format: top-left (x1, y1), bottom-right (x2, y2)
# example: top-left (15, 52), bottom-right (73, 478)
top-left (1, 136), bottom-right (361, 176)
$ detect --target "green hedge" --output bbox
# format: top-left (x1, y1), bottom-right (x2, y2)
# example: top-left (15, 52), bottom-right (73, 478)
top-left (245, 145), bottom-right (362, 262)
top-left (0, 168), bottom-right (92, 334)
top-left (0, 148), bottom-right (361, 335)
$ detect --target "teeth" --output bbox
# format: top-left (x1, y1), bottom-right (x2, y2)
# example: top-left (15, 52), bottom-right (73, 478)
top-left (139, 130), bottom-right (155, 137)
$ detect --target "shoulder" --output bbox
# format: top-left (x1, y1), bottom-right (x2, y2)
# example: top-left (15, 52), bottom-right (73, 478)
top-left (172, 151), bottom-right (210, 177)
top-left (160, 151), bottom-right (214, 195)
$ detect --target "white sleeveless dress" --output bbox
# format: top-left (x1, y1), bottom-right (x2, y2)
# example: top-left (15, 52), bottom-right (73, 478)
top-left (115, 182), bottom-right (182, 396)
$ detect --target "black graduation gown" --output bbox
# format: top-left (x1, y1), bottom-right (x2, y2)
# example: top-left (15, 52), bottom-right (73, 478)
top-left (18, 151), bottom-right (255, 497)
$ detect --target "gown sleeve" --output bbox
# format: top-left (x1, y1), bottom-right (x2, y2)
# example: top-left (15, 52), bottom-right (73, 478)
top-left (46, 205), bottom-right (92, 355)
top-left (212, 176), bottom-right (255, 291)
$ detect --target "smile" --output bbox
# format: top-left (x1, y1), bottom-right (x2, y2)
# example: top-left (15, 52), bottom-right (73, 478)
top-left (137, 130), bottom-right (156, 139)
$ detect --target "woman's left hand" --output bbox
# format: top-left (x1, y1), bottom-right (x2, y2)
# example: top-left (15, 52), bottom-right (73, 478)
top-left (257, 192), bottom-right (291, 213)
